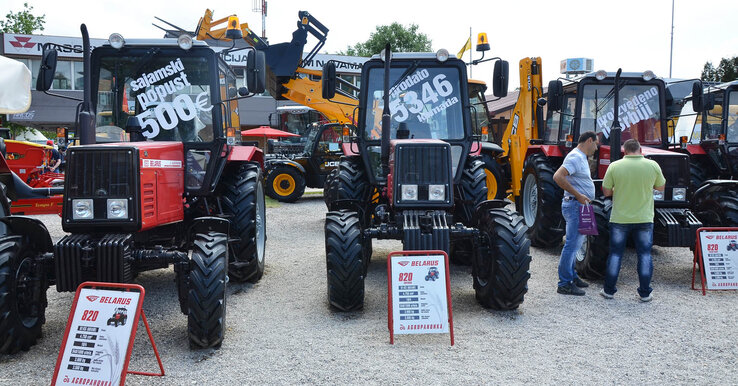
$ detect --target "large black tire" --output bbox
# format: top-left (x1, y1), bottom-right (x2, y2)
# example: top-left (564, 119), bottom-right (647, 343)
top-left (481, 153), bottom-right (507, 200)
top-left (0, 235), bottom-right (47, 354)
top-left (689, 160), bottom-right (708, 192)
top-left (265, 165), bottom-right (306, 203)
top-left (188, 232), bottom-right (228, 349)
top-left (325, 210), bottom-right (365, 312)
top-left (577, 199), bottom-right (612, 280)
top-left (323, 167), bottom-right (340, 210)
top-left (694, 188), bottom-right (738, 228)
top-left (221, 163), bottom-right (266, 283)
top-left (454, 157), bottom-right (489, 226)
top-left (473, 208), bottom-right (531, 310)
top-left (516, 153), bottom-right (565, 248)
top-left (327, 157), bottom-right (370, 212)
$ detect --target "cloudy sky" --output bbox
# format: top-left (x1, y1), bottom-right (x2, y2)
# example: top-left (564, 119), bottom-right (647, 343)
top-left (5, 0), bottom-right (737, 88)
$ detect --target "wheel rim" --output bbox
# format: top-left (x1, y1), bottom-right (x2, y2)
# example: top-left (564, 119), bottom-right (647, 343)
top-left (273, 174), bottom-right (295, 197)
top-left (575, 237), bottom-right (589, 263)
top-left (485, 169), bottom-right (498, 200)
top-left (255, 181), bottom-right (266, 265)
top-left (15, 256), bottom-right (41, 329)
top-left (522, 173), bottom-right (538, 227)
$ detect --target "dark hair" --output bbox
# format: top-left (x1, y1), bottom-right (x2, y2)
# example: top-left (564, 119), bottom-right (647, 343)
top-left (578, 131), bottom-right (596, 144)
top-left (624, 139), bottom-right (641, 154)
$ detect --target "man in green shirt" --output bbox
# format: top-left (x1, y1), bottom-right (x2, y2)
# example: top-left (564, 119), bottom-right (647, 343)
top-left (600, 139), bottom-right (666, 302)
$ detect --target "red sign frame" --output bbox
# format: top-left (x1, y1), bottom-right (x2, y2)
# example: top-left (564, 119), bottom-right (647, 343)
top-left (692, 227), bottom-right (738, 295)
top-left (387, 250), bottom-right (454, 346)
top-left (51, 282), bottom-right (165, 385)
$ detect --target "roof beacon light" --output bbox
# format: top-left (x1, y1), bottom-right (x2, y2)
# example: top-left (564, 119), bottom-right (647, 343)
top-left (108, 33), bottom-right (125, 49)
top-left (476, 33), bottom-right (490, 52)
top-left (436, 48), bottom-right (449, 62)
top-left (177, 34), bottom-right (193, 50)
top-left (642, 70), bottom-right (655, 81)
top-left (595, 70), bottom-right (607, 81)
top-left (225, 16), bottom-right (243, 40)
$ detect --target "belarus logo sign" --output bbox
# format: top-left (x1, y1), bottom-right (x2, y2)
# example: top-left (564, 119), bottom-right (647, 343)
top-left (85, 295), bottom-right (99, 302)
top-left (397, 261), bottom-right (409, 267)
top-left (9, 36), bottom-right (36, 49)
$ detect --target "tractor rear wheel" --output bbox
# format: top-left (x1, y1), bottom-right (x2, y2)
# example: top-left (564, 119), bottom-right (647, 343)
top-left (473, 208), bottom-right (531, 310)
top-left (517, 154), bottom-right (565, 248)
top-left (325, 210), bottom-right (365, 311)
top-left (481, 153), bottom-right (507, 200)
top-left (689, 160), bottom-right (708, 192)
top-left (577, 199), bottom-right (612, 280)
top-left (0, 235), bottom-right (47, 354)
top-left (452, 157), bottom-right (489, 264)
top-left (694, 188), bottom-right (738, 227)
top-left (323, 167), bottom-right (340, 210)
top-left (221, 163), bottom-right (266, 283)
top-left (327, 158), bottom-right (370, 212)
top-left (187, 232), bottom-right (228, 349)
top-left (265, 166), bottom-right (306, 203)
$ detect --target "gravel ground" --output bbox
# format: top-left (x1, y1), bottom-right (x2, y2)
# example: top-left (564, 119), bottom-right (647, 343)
top-left (2, 192), bottom-right (737, 384)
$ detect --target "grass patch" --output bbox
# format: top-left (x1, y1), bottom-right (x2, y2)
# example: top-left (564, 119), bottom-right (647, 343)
top-left (266, 197), bottom-right (281, 208)
top-left (304, 190), bottom-right (323, 196)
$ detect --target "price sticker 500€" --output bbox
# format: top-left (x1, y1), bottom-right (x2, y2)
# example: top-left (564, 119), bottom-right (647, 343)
top-left (138, 92), bottom-right (212, 138)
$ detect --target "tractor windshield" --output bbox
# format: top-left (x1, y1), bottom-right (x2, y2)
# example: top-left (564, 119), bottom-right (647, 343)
top-left (580, 83), bottom-right (662, 146)
top-left (93, 52), bottom-right (214, 143)
top-left (363, 65), bottom-right (465, 141)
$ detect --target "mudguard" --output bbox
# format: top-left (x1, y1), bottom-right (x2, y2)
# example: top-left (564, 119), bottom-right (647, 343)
top-left (481, 142), bottom-right (504, 156)
top-left (693, 179), bottom-right (738, 200)
top-left (265, 158), bottom-right (306, 174)
top-left (188, 216), bottom-right (230, 241)
top-left (0, 215), bottom-right (54, 252)
top-left (228, 145), bottom-right (264, 168)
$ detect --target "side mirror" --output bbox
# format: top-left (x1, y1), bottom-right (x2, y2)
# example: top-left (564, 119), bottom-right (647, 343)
top-left (691, 81), bottom-right (704, 112)
top-left (322, 61), bottom-right (337, 100)
top-left (492, 60), bottom-right (509, 98)
top-left (246, 50), bottom-right (266, 94)
top-left (238, 87), bottom-right (248, 97)
top-left (703, 93), bottom-right (715, 111)
top-left (547, 80), bottom-right (564, 111)
top-left (36, 48), bottom-right (58, 91)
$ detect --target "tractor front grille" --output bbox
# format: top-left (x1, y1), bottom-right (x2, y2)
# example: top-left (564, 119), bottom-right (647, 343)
top-left (393, 143), bottom-right (453, 208)
top-left (63, 147), bottom-right (140, 232)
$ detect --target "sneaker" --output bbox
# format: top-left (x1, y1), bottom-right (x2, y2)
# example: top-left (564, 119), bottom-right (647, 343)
top-left (573, 277), bottom-right (589, 288)
top-left (599, 289), bottom-right (614, 299)
top-left (557, 283), bottom-right (585, 296)
top-left (640, 294), bottom-right (653, 302)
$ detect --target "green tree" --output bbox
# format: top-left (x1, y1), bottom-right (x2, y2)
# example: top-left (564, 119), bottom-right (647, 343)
top-left (1, 2), bottom-right (46, 137)
top-left (701, 56), bottom-right (738, 82)
top-left (0, 2), bottom-right (45, 34)
top-left (340, 23), bottom-right (431, 57)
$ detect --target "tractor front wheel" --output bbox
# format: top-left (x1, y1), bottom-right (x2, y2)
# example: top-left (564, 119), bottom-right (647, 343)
top-left (0, 235), bottom-right (48, 354)
top-left (577, 199), bottom-right (612, 280)
top-left (325, 210), bottom-right (365, 311)
top-left (221, 163), bottom-right (266, 283)
top-left (517, 154), bottom-right (565, 247)
top-left (265, 166), bottom-right (306, 203)
top-left (187, 232), bottom-right (228, 349)
top-left (473, 208), bottom-right (531, 310)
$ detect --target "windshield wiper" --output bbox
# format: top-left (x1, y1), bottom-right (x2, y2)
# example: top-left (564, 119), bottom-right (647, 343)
top-left (388, 60), bottom-right (419, 96)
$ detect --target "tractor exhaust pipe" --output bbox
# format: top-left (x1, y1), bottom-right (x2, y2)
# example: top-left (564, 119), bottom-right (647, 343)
top-left (380, 43), bottom-right (391, 178)
top-left (610, 68), bottom-right (622, 162)
top-left (78, 24), bottom-right (95, 145)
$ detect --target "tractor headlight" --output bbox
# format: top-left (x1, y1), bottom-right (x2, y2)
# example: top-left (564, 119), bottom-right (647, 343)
top-left (108, 33), bottom-right (125, 49)
top-left (402, 184), bottom-right (418, 201)
top-left (642, 70), bottom-right (655, 81)
top-left (672, 187), bottom-right (687, 201)
top-left (653, 189), bottom-right (664, 201)
top-left (429, 185), bottom-right (446, 201)
top-left (107, 199), bottom-right (128, 219)
top-left (436, 49), bottom-right (450, 62)
top-left (177, 34), bottom-right (193, 50)
top-left (595, 70), bottom-right (607, 81)
top-left (73, 199), bottom-right (94, 219)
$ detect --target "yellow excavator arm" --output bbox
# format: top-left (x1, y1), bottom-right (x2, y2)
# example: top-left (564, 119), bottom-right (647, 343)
top-left (280, 68), bottom-right (357, 124)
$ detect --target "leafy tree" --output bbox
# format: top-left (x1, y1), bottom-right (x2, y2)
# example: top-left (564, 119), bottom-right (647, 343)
top-left (1, 2), bottom-right (46, 137)
top-left (340, 23), bottom-right (431, 57)
top-left (701, 56), bottom-right (738, 82)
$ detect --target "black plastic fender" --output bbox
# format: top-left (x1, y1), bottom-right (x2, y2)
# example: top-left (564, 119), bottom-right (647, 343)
top-left (693, 179), bottom-right (738, 201)
top-left (188, 216), bottom-right (230, 241)
top-left (0, 215), bottom-right (54, 252)
top-left (480, 142), bottom-right (504, 156)
top-left (265, 158), bottom-right (306, 175)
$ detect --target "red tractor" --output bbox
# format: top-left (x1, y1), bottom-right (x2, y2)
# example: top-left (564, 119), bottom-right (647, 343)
top-left (321, 46), bottom-right (531, 312)
top-left (4, 140), bottom-right (64, 215)
top-left (0, 22), bottom-right (267, 354)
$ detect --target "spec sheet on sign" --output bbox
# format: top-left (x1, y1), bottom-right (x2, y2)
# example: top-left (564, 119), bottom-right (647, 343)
top-left (390, 254), bottom-right (449, 334)
top-left (699, 230), bottom-right (738, 290)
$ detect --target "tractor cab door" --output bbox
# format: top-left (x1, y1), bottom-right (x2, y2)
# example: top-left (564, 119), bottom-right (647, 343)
top-left (305, 124), bottom-right (343, 186)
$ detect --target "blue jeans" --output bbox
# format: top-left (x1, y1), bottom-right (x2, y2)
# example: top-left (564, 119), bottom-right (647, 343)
top-left (558, 200), bottom-right (585, 287)
top-left (603, 223), bottom-right (654, 297)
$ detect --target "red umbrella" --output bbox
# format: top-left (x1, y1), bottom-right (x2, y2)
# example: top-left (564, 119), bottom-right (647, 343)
top-left (241, 126), bottom-right (300, 138)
